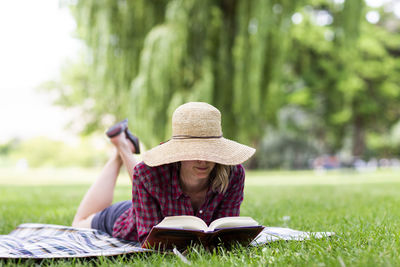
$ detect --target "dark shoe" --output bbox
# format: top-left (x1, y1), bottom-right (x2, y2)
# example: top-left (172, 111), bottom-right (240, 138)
top-left (106, 119), bottom-right (141, 154)
top-left (106, 119), bottom-right (128, 138)
top-left (125, 129), bottom-right (141, 154)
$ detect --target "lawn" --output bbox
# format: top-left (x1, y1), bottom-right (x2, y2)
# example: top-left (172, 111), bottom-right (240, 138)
top-left (0, 168), bottom-right (399, 266)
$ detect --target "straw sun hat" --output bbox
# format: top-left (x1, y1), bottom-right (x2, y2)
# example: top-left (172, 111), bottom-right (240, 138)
top-left (143, 102), bottom-right (256, 166)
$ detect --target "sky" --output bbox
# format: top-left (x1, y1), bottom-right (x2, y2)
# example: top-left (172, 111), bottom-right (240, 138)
top-left (0, 0), bottom-right (80, 142)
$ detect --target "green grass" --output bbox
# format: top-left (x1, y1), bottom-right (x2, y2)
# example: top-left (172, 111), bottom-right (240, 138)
top-left (0, 168), bottom-right (400, 266)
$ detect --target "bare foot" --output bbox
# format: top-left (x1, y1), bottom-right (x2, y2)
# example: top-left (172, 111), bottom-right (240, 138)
top-left (110, 148), bottom-right (123, 166)
top-left (109, 130), bottom-right (138, 182)
top-left (109, 131), bottom-right (136, 154)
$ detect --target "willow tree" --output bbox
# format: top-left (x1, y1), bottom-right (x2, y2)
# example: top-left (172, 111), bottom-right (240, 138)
top-left (129, 0), bottom-right (306, 147)
top-left (58, 0), bottom-right (400, 160)
top-left (63, 0), bottom-right (304, 149)
top-left (63, 0), bottom-right (169, 131)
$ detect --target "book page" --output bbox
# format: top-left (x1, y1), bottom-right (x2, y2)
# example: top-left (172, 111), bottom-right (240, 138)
top-left (208, 217), bottom-right (259, 231)
top-left (155, 216), bottom-right (208, 231)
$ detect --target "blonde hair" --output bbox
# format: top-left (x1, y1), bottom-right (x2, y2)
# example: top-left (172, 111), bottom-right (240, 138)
top-left (210, 164), bottom-right (231, 194)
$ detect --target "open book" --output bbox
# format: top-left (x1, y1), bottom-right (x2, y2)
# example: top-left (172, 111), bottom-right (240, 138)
top-left (142, 216), bottom-right (264, 250)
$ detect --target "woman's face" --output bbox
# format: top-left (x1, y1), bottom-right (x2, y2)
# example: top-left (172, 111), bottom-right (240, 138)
top-left (180, 160), bottom-right (216, 180)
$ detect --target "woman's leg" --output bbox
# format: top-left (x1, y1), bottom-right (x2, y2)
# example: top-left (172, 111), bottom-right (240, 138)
top-left (72, 132), bottom-right (138, 228)
top-left (72, 150), bottom-right (123, 228)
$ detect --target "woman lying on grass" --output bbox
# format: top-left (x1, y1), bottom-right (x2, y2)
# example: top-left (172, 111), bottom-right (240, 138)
top-left (72, 102), bottom-right (255, 245)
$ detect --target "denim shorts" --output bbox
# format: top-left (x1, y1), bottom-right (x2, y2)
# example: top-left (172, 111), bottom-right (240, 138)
top-left (91, 200), bottom-right (132, 236)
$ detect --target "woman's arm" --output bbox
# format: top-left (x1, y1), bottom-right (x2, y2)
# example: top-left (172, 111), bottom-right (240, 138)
top-left (132, 164), bottom-right (164, 243)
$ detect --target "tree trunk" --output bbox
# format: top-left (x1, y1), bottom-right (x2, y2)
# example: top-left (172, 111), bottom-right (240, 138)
top-left (352, 116), bottom-right (365, 157)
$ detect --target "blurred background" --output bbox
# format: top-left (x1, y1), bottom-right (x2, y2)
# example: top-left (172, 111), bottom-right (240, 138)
top-left (1, 0), bottom-right (400, 171)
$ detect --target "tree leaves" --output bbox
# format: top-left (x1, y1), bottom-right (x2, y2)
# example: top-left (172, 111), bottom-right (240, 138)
top-left (49, 0), bottom-right (400, 161)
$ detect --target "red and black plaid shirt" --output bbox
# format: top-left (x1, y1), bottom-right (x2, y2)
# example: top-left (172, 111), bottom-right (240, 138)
top-left (112, 162), bottom-right (245, 243)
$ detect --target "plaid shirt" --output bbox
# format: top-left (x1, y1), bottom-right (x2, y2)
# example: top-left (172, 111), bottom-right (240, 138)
top-left (112, 162), bottom-right (245, 243)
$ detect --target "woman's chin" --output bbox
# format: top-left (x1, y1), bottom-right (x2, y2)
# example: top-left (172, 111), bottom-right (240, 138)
top-left (195, 172), bottom-right (211, 179)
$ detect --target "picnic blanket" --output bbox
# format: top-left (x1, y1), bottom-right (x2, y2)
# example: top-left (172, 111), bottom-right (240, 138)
top-left (0, 224), bottom-right (334, 259)
top-left (251, 227), bottom-right (335, 245)
top-left (0, 224), bottom-right (149, 259)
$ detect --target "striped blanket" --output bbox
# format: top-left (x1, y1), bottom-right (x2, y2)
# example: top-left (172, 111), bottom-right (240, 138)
top-left (0, 224), bottom-right (334, 259)
top-left (0, 224), bottom-right (149, 259)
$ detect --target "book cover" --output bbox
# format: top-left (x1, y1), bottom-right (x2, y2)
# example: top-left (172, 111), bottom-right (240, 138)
top-left (142, 216), bottom-right (264, 250)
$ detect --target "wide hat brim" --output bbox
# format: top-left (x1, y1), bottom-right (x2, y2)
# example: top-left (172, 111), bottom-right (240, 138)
top-left (142, 137), bottom-right (256, 166)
